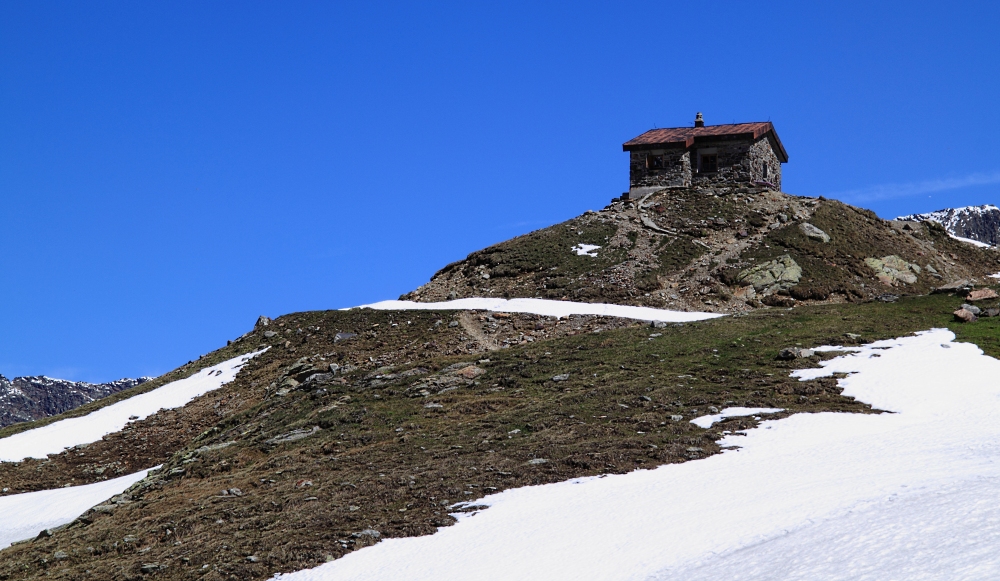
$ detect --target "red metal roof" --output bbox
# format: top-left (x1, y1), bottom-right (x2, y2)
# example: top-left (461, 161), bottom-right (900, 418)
top-left (622, 122), bottom-right (788, 162)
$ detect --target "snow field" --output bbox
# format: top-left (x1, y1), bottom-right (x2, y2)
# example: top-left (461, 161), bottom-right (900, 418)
top-left (275, 329), bottom-right (1000, 581)
top-left (0, 349), bottom-right (265, 462)
top-left (0, 469), bottom-right (153, 548)
top-left (355, 297), bottom-right (723, 323)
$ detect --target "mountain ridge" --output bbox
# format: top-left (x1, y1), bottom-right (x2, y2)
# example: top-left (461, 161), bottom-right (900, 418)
top-left (898, 204), bottom-right (1000, 246)
top-left (0, 374), bottom-right (149, 428)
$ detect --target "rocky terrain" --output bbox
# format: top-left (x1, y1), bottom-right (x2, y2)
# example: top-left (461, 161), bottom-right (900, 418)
top-left (0, 375), bottom-right (148, 428)
top-left (404, 186), bottom-right (1000, 312)
top-left (899, 204), bottom-right (1000, 246)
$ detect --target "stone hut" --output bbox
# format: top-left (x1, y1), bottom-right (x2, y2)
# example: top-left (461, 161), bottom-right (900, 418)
top-left (622, 113), bottom-right (788, 198)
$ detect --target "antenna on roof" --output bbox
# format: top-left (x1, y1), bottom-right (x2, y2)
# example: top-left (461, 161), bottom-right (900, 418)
top-left (694, 112), bottom-right (704, 127)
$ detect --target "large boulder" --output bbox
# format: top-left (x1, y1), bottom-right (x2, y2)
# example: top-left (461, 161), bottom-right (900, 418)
top-left (799, 222), bottom-right (831, 243)
top-left (864, 255), bottom-right (920, 285)
top-left (736, 255), bottom-right (802, 295)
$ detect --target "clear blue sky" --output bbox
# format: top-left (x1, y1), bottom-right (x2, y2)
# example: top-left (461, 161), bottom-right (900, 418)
top-left (1, 1), bottom-right (998, 381)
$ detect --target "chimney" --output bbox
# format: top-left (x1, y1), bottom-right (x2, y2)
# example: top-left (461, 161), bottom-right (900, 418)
top-left (694, 112), bottom-right (704, 127)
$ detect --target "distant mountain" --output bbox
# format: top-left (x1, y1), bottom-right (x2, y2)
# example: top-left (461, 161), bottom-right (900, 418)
top-left (0, 375), bottom-right (149, 428)
top-left (898, 205), bottom-right (1000, 246)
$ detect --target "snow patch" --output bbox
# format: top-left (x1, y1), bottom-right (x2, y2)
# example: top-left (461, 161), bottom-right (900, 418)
top-left (0, 349), bottom-right (266, 462)
top-left (690, 407), bottom-right (783, 429)
top-left (274, 329), bottom-right (1000, 581)
top-left (354, 298), bottom-right (723, 323)
top-left (0, 468), bottom-right (152, 548)
top-left (949, 233), bottom-right (992, 248)
top-left (571, 243), bottom-right (601, 257)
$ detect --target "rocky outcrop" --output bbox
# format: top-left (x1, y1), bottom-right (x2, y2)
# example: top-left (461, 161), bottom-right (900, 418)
top-left (865, 255), bottom-right (921, 285)
top-left (735, 255), bottom-right (802, 295)
top-left (0, 375), bottom-right (148, 428)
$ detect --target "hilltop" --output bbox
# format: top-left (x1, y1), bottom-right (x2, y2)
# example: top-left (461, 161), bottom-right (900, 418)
top-left (405, 187), bottom-right (1000, 311)
top-left (0, 187), bottom-right (1000, 579)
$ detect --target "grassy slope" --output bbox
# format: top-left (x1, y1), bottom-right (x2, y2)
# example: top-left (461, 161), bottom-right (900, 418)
top-left (0, 292), bottom-right (997, 580)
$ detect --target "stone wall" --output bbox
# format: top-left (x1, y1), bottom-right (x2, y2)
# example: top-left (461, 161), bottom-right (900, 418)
top-left (690, 137), bottom-right (782, 190)
top-left (629, 136), bottom-right (782, 192)
top-left (629, 149), bottom-right (691, 189)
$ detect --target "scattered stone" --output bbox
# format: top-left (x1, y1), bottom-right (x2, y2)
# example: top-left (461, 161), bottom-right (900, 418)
top-left (954, 308), bottom-right (978, 323)
top-left (967, 288), bottom-right (999, 301)
top-left (670, 415), bottom-right (684, 421)
top-left (844, 333), bottom-right (862, 341)
top-left (984, 308), bottom-right (1000, 318)
top-left (777, 347), bottom-right (814, 360)
top-left (263, 330), bottom-right (278, 338)
top-left (551, 374), bottom-right (570, 382)
top-left (448, 321), bottom-right (460, 328)
top-left (650, 321), bottom-right (669, 328)
top-left (140, 563), bottom-right (163, 574)
top-left (53, 551), bottom-right (68, 560)
top-left (877, 294), bottom-right (899, 303)
top-left (246, 556), bottom-right (259, 563)
top-left (960, 304), bottom-right (982, 316)
top-left (527, 458), bottom-right (548, 465)
top-left (255, 316), bottom-right (271, 328)
top-left (333, 332), bottom-right (357, 342)
top-left (736, 255), bottom-right (802, 294)
top-left (328, 363), bottom-right (340, 373)
top-left (355, 529), bottom-right (381, 538)
top-left (798, 222), bottom-right (831, 243)
top-left (865, 255), bottom-right (919, 285)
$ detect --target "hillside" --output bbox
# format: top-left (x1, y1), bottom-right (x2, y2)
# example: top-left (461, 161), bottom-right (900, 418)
top-left (898, 204), bottom-right (1000, 246)
top-left (1, 189), bottom-right (1000, 579)
top-left (0, 375), bottom-right (148, 429)
top-left (404, 187), bottom-right (1000, 311)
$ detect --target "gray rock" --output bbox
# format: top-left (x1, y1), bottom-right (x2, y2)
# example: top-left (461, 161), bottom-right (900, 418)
top-left (334, 332), bottom-right (357, 342)
top-left (246, 556), bottom-right (259, 563)
top-left (670, 415), bottom-right (684, 421)
top-left (799, 222), bottom-right (831, 242)
top-left (551, 374), bottom-right (570, 382)
top-left (865, 255), bottom-right (919, 285)
top-left (265, 426), bottom-right (321, 446)
top-left (448, 321), bottom-right (460, 328)
top-left (736, 255), bottom-right (802, 294)
top-left (650, 321), bottom-right (669, 328)
top-left (527, 458), bottom-right (548, 465)
top-left (140, 563), bottom-right (162, 574)
top-left (263, 330), bottom-right (277, 338)
top-left (932, 280), bottom-right (974, 296)
top-left (355, 529), bottom-right (381, 538)
top-left (984, 308), bottom-right (1000, 318)
top-left (54, 551), bottom-right (68, 560)
top-left (777, 347), bottom-right (815, 360)
top-left (255, 316), bottom-right (271, 328)
top-left (961, 304), bottom-right (982, 316)
top-left (328, 363), bottom-right (340, 373)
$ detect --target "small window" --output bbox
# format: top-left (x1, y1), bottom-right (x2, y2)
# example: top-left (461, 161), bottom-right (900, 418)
top-left (646, 155), bottom-right (664, 170)
top-left (762, 163), bottom-right (769, 178)
top-left (700, 154), bottom-right (717, 173)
